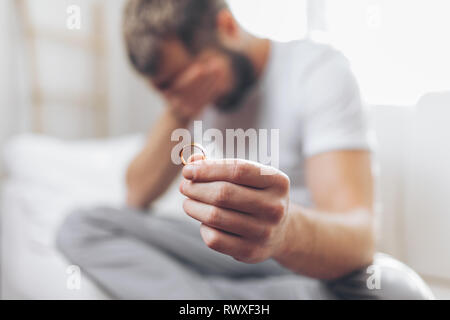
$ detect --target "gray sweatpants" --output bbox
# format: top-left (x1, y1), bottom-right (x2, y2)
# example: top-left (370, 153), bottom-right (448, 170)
top-left (56, 206), bottom-right (433, 300)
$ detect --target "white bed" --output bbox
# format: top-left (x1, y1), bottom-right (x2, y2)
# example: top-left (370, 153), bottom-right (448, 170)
top-left (0, 134), bottom-right (185, 299)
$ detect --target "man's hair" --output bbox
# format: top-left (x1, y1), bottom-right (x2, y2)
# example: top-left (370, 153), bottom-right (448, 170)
top-left (123, 0), bottom-right (228, 77)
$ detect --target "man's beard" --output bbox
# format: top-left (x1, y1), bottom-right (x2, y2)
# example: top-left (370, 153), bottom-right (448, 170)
top-left (214, 48), bottom-right (257, 113)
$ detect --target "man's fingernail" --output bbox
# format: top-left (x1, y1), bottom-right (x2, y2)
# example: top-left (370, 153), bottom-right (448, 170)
top-left (183, 164), bottom-right (194, 179)
top-left (179, 180), bottom-right (185, 193)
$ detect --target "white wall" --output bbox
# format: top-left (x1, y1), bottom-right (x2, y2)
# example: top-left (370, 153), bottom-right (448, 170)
top-left (0, 0), bottom-right (165, 143)
top-left (0, 1), bottom-right (14, 138)
top-left (0, 1), bottom-right (32, 176)
top-left (370, 105), bottom-right (413, 258)
top-left (403, 92), bottom-right (450, 280)
top-left (103, 0), bottom-right (164, 137)
top-left (371, 93), bottom-right (450, 284)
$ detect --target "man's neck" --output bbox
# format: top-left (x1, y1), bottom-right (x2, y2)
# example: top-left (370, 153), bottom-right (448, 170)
top-left (245, 37), bottom-right (271, 80)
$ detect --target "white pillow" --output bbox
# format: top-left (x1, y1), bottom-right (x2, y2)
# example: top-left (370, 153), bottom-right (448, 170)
top-left (3, 134), bottom-right (145, 204)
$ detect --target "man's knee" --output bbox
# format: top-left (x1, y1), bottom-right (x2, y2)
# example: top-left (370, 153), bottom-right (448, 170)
top-left (55, 207), bottom-right (118, 262)
top-left (327, 253), bottom-right (435, 300)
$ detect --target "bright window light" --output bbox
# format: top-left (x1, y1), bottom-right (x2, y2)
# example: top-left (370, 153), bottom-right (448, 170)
top-left (325, 0), bottom-right (450, 105)
top-left (229, 0), bottom-right (450, 106)
top-left (227, 0), bottom-right (307, 42)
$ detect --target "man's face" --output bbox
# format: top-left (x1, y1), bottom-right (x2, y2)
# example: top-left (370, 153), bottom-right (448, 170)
top-left (149, 39), bottom-right (256, 115)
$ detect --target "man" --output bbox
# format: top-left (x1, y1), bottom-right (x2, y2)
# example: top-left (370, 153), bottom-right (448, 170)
top-left (57, 0), bottom-right (432, 299)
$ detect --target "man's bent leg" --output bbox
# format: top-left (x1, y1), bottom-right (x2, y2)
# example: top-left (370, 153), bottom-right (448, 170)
top-left (56, 206), bottom-right (289, 299)
top-left (56, 207), bottom-right (219, 299)
top-left (209, 275), bottom-right (338, 300)
top-left (206, 253), bottom-right (434, 300)
top-left (57, 207), bottom-right (432, 300)
top-left (326, 253), bottom-right (435, 300)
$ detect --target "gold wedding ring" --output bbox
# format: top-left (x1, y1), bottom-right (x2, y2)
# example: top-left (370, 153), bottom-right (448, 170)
top-left (179, 143), bottom-right (207, 166)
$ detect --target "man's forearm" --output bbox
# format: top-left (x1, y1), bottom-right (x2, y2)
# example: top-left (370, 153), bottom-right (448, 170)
top-left (126, 109), bottom-right (190, 209)
top-left (274, 203), bottom-right (375, 280)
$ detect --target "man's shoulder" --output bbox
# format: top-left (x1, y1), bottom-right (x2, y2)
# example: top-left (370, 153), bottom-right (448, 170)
top-left (275, 39), bottom-right (350, 79)
top-left (278, 38), bottom-right (337, 55)
top-left (275, 39), bottom-right (362, 116)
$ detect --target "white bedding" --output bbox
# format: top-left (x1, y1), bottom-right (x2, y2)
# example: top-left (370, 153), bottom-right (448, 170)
top-left (1, 134), bottom-right (185, 299)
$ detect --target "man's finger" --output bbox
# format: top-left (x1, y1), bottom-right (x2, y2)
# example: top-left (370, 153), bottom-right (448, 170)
top-left (199, 224), bottom-right (259, 262)
top-left (182, 158), bottom-right (283, 189)
top-left (187, 153), bottom-right (206, 164)
top-left (171, 56), bottom-right (216, 96)
top-left (183, 199), bottom-right (268, 240)
top-left (180, 180), bottom-right (283, 221)
top-left (185, 71), bottom-right (221, 108)
top-left (171, 63), bottom-right (204, 94)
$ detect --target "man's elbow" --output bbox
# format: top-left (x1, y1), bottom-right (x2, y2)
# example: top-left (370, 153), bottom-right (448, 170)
top-left (126, 187), bottom-right (150, 210)
top-left (356, 224), bottom-right (376, 270)
top-left (343, 214), bottom-right (376, 278)
top-left (359, 207), bottom-right (376, 263)
top-left (323, 211), bottom-right (376, 280)
top-left (321, 235), bottom-right (375, 281)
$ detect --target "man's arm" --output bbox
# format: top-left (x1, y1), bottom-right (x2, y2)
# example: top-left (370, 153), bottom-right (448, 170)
top-left (274, 50), bottom-right (375, 278)
top-left (274, 150), bottom-right (375, 279)
top-left (126, 51), bottom-right (230, 209)
top-left (126, 109), bottom-right (189, 209)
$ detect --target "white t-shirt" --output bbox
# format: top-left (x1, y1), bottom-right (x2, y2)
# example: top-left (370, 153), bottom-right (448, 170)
top-left (197, 39), bottom-right (371, 206)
